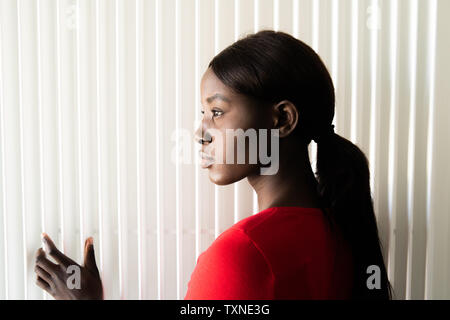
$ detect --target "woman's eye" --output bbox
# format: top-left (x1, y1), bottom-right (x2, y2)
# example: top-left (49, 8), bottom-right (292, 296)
top-left (212, 110), bottom-right (224, 117)
top-left (200, 109), bottom-right (223, 118)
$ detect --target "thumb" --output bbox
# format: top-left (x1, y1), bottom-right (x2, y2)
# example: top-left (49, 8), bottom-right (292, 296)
top-left (83, 237), bottom-right (98, 273)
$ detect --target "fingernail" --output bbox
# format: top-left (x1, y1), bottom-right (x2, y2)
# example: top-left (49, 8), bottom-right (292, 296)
top-left (41, 236), bottom-right (50, 253)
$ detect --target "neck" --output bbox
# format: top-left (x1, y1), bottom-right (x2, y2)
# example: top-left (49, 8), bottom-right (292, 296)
top-left (247, 145), bottom-right (321, 212)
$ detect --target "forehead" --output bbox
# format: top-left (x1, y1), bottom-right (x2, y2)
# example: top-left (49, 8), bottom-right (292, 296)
top-left (200, 68), bottom-right (236, 102)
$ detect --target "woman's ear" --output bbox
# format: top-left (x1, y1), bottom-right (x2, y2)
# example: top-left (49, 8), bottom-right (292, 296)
top-left (272, 100), bottom-right (299, 138)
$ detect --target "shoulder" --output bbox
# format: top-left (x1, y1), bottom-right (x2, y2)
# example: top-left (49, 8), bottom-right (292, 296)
top-left (184, 227), bottom-right (274, 300)
top-left (197, 226), bottom-right (274, 282)
top-left (231, 207), bottom-right (279, 232)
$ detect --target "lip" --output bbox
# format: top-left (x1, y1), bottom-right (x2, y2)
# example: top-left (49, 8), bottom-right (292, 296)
top-left (199, 150), bottom-right (215, 168)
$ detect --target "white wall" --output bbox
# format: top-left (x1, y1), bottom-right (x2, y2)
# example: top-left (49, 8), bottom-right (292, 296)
top-left (0, 0), bottom-right (449, 300)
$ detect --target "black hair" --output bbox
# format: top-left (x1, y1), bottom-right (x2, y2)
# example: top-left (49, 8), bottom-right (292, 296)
top-left (209, 30), bottom-right (393, 300)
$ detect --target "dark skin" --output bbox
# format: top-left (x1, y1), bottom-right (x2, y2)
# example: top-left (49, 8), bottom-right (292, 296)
top-left (35, 233), bottom-right (103, 300)
top-left (196, 67), bottom-right (321, 211)
top-left (34, 67), bottom-right (320, 299)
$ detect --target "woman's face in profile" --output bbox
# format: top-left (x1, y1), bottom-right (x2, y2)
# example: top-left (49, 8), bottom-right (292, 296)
top-left (195, 68), bottom-right (273, 185)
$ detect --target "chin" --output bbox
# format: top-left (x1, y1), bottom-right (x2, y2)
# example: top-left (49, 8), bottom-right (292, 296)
top-left (207, 164), bottom-right (255, 186)
top-left (208, 168), bottom-right (235, 186)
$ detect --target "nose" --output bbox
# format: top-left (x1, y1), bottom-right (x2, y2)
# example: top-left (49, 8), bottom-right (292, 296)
top-left (194, 122), bottom-right (212, 145)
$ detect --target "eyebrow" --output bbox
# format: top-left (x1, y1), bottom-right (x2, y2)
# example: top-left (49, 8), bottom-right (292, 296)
top-left (206, 93), bottom-right (231, 104)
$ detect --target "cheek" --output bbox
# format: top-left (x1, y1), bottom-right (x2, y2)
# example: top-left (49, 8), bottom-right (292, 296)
top-left (208, 133), bottom-right (261, 186)
top-left (204, 110), bottom-right (268, 185)
top-left (211, 130), bottom-right (257, 164)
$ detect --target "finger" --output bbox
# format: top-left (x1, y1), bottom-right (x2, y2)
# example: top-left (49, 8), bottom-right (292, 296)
top-left (36, 275), bottom-right (52, 294)
top-left (35, 264), bottom-right (53, 284)
top-left (83, 237), bottom-right (98, 273)
top-left (42, 233), bottom-right (76, 268)
top-left (35, 248), bottom-right (59, 274)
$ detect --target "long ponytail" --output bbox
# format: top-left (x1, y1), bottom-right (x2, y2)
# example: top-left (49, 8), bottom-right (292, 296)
top-left (315, 133), bottom-right (393, 299)
top-left (209, 30), bottom-right (393, 299)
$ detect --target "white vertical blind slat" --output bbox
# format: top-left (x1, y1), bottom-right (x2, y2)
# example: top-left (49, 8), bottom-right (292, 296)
top-left (391, 0), bottom-right (416, 299)
top-left (424, 0), bottom-right (438, 300)
top-left (375, 0), bottom-right (394, 293)
top-left (425, 0), bottom-right (450, 300)
top-left (55, 0), bottom-right (64, 255)
top-left (194, 0), bottom-right (201, 262)
top-left (174, 0), bottom-right (181, 300)
top-left (405, 0), bottom-right (419, 300)
top-left (60, 0), bottom-right (81, 272)
top-left (16, 0), bottom-right (28, 300)
top-left (178, 0), bottom-right (197, 299)
top-left (159, 0), bottom-right (177, 299)
top-left (386, 0), bottom-right (399, 294)
top-left (95, 0), bottom-right (103, 291)
top-left (114, 0), bottom-right (123, 298)
top-left (96, 0), bottom-right (121, 300)
top-left (273, 0), bottom-right (279, 31)
top-left (135, 0), bottom-right (143, 300)
top-left (368, 0), bottom-right (379, 197)
top-left (0, 2), bottom-right (9, 299)
top-left (155, 0), bottom-right (162, 300)
top-left (36, 0), bottom-right (45, 248)
top-left (76, 0), bottom-right (83, 262)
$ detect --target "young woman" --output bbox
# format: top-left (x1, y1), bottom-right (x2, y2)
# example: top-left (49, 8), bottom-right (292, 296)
top-left (34, 30), bottom-right (392, 300)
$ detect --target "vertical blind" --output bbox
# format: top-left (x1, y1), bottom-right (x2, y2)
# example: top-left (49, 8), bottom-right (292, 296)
top-left (0, 0), bottom-right (449, 300)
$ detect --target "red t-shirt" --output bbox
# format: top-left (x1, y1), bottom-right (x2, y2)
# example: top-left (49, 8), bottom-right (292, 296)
top-left (184, 206), bottom-right (354, 300)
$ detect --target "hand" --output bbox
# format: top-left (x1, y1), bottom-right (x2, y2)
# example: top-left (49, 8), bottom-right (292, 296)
top-left (34, 233), bottom-right (104, 300)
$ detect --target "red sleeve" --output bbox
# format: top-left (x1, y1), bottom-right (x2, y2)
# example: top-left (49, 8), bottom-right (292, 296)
top-left (184, 227), bottom-right (274, 300)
